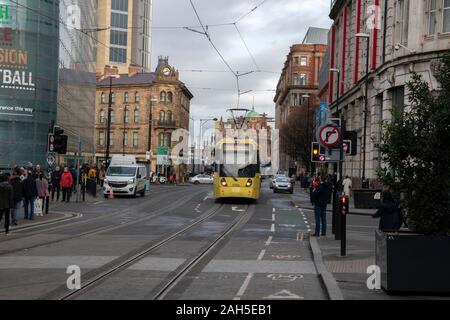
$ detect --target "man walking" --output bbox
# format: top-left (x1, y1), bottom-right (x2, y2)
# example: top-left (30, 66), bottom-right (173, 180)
top-left (22, 170), bottom-right (38, 220)
top-left (0, 173), bottom-right (14, 235)
top-left (9, 168), bottom-right (23, 225)
top-left (51, 166), bottom-right (61, 201)
top-left (312, 176), bottom-right (332, 237)
top-left (61, 167), bottom-right (74, 202)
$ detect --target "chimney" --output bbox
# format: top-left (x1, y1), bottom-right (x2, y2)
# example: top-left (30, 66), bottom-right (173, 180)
top-left (128, 65), bottom-right (142, 77)
top-left (103, 65), bottom-right (119, 78)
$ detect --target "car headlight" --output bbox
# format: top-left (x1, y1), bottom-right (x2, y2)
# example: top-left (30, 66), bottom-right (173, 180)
top-left (128, 178), bottom-right (135, 184)
top-left (104, 179), bottom-right (109, 185)
top-left (288, 184), bottom-right (292, 187)
top-left (221, 178), bottom-right (228, 187)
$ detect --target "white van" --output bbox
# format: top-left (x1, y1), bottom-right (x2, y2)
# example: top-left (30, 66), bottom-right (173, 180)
top-left (103, 155), bottom-right (148, 198)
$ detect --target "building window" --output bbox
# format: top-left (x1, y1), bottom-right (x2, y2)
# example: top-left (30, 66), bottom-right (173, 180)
top-left (167, 111), bottom-right (172, 122)
top-left (111, 0), bottom-right (129, 12)
top-left (110, 47), bottom-right (127, 64)
top-left (294, 73), bottom-right (308, 85)
top-left (300, 56), bottom-right (308, 66)
top-left (110, 30), bottom-right (128, 46)
top-left (395, 0), bottom-right (405, 44)
top-left (292, 93), bottom-right (299, 106)
top-left (428, 0), bottom-right (437, 35)
top-left (124, 107), bottom-right (129, 123)
top-left (110, 133), bottom-right (114, 146)
top-left (111, 12), bottom-right (128, 29)
top-left (166, 133), bottom-right (171, 147)
top-left (294, 57), bottom-right (299, 65)
top-left (100, 110), bottom-right (105, 123)
top-left (111, 110), bottom-right (116, 123)
top-left (158, 132), bottom-right (164, 147)
top-left (124, 92), bottom-right (129, 102)
top-left (159, 110), bottom-right (165, 121)
top-left (134, 108), bottom-right (140, 123)
top-left (444, 0), bottom-right (450, 33)
top-left (133, 132), bottom-right (139, 147)
top-left (167, 92), bottom-right (173, 103)
top-left (160, 91), bottom-right (167, 102)
top-left (101, 92), bottom-right (106, 104)
top-left (123, 131), bottom-right (128, 146)
top-left (99, 132), bottom-right (105, 146)
top-left (135, 91), bottom-right (140, 102)
top-left (111, 92), bottom-right (116, 103)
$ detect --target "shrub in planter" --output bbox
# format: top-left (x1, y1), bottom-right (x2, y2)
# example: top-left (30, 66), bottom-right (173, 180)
top-left (376, 52), bottom-right (450, 293)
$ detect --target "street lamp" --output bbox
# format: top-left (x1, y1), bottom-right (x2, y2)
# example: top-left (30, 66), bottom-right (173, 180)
top-left (356, 32), bottom-right (370, 188)
top-left (105, 74), bottom-right (120, 169)
top-left (303, 94), bottom-right (311, 173)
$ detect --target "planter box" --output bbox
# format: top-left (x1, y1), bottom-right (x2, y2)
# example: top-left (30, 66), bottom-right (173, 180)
top-left (353, 189), bottom-right (382, 209)
top-left (376, 230), bottom-right (450, 293)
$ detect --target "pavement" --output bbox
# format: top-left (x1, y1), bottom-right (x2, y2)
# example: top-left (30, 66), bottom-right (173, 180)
top-left (289, 188), bottom-right (450, 300)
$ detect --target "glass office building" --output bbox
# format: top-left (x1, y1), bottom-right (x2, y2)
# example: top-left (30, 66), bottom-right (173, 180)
top-left (0, 0), bottom-right (59, 169)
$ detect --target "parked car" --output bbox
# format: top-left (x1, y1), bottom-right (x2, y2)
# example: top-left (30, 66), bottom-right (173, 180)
top-left (273, 176), bottom-right (294, 194)
top-left (190, 174), bottom-right (214, 184)
top-left (270, 174), bottom-right (286, 189)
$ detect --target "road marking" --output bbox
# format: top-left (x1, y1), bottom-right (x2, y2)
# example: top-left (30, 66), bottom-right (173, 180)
top-left (272, 255), bottom-right (302, 260)
top-left (272, 208), bottom-right (276, 213)
top-left (265, 236), bottom-right (273, 246)
top-left (232, 207), bottom-right (246, 212)
top-left (234, 272), bottom-right (254, 300)
top-left (263, 290), bottom-right (304, 300)
top-left (203, 196), bottom-right (208, 201)
top-left (270, 224), bottom-right (275, 232)
top-left (272, 214), bottom-right (275, 221)
top-left (279, 224), bottom-right (297, 228)
top-left (267, 274), bottom-right (303, 282)
top-left (257, 250), bottom-right (266, 261)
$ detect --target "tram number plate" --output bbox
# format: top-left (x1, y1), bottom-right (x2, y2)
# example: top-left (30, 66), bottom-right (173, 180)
top-left (232, 188), bottom-right (240, 193)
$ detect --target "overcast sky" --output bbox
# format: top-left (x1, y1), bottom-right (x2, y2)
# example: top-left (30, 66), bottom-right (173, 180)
top-left (151, 0), bottom-right (331, 130)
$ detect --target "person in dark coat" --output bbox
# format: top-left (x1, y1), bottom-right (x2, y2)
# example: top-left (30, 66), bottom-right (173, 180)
top-left (0, 173), bottom-right (14, 234)
top-left (9, 168), bottom-right (23, 225)
top-left (373, 190), bottom-right (401, 231)
top-left (22, 170), bottom-right (38, 220)
top-left (312, 176), bottom-right (332, 237)
top-left (51, 166), bottom-right (62, 201)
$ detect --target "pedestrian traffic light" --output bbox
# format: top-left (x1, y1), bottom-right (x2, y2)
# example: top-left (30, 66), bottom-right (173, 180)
top-left (49, 125), bottom-right (68, 154)
top-left (311, 142), bottom-right (325, 162)
top-left (340, 195), bottom-right (349, 216)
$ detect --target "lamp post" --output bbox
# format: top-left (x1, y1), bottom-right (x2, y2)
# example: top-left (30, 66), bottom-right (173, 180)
top-left (356, 32), bottom-right (370, 188)
top-left (105, 74), bottom-right (120, 169)
top-left (302, 94), bottom-right (311, 173)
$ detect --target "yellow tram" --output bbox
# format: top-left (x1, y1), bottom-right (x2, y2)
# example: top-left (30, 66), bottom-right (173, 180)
top-left (213, 138), bottom-right (261, 201)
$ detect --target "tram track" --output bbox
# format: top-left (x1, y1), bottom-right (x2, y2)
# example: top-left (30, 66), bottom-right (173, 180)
top-left (41, 203), bottom-right (253, 300)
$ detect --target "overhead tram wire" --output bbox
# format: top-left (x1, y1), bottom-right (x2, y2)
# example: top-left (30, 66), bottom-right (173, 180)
top-left (233, 23), bottom-right (260, 72)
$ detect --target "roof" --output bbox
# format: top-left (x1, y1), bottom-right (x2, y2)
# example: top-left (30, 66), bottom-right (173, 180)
top-left (247, 106), bottom-right (262, 118)
top-left (97, 72), bottom-right (157, 87)
top-left (302, 27), bottom-right (329, 45)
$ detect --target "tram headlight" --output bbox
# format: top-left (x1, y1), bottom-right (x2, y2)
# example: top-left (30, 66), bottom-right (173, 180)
top-left (221, 178), bottom-right (228, 187)
top-left (246, 179), bottom-right (253, 187)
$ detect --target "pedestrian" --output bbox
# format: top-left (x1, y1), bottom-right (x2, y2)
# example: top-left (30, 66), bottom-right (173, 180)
top-left (70, 167), bottom-right (77, 194)
top-left (61, 167), bottom-right (74, 202)
top-left (36, 173), bottom-right (50, 215)
top-left (99, 166), bottom-right (106, 187)
top-left (0, 173), bottom-right (14, 235)
top-left (80, 170), bottom-right (88, 201)
top-left (312, 176), bottom-right (332, 237)
top-left (22, 169), bottom-right (38, 220)
top-left (372, 190), bottom-right (401, 232)
top-left (9, 168), bottom-right (23, 225)
top-left (342, 176), bottom-right (352, 197)
top-left (51, 166), bottom-right (61, 201)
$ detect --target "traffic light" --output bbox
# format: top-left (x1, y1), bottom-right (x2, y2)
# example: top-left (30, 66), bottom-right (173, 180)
top-left (311, 142), bottom-right (324, 162)
top-left (48, 125), bottom-right (68, 154)
top-left (340, 195), bottom-right (349, 216)
top-left (344, 131), bottom-right (357, 156)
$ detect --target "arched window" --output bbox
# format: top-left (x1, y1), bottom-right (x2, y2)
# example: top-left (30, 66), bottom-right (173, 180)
top-left (160, 91), bottom-right (166, 102)
top-left (166, 111), bottom-right (172, 122)
top-left (135, 92), bottom-right (140, 102)
top-left (124, 92), bottom-right (129, 103)
top-left (101, 92), bottom-right (106, 104)
top-left (158, 132), bottom-right (165, 147)
top-left (110, 110), bottom-right (116, 123)
top-left (124, 107), bottom-right (129, 123)
top-left (165, 132), bottom-right (172, 147)
top-left (111, 92), bottom-right (116, 103)
top-left (159, 110), bottom-right (165, 122)
top-left (99, 110), bottom-right (105, 123)
top-left (167, 92), bottom-right (173, 103)
top-left (134, 108), bottom-right (140, 123)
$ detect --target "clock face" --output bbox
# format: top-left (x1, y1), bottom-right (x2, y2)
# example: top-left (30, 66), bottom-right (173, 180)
top-left (162, 67), bottom-right (171, 76)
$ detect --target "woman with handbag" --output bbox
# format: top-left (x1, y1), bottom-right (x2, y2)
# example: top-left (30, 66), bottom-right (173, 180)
top-left (36, 174), bottom-right (50, 215)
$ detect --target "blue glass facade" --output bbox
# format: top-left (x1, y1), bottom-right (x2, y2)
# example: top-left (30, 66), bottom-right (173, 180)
top-left (0, 0), bottom-right (59, 169)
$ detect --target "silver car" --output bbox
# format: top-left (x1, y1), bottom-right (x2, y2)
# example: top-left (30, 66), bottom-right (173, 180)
top-left (270, 174), bottom-right (286, 189)
top-left (190, 174), bottom-right (214, 184)
top-left (273, 177), bottom-right (294, 194)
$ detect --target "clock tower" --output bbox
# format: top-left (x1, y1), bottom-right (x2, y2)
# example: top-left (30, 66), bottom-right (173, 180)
top-left (156, 56), bottom-right (178, 80)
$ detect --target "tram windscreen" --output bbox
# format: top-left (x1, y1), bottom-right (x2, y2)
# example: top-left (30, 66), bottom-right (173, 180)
top-left (219, 144), bottom-right (260, 178)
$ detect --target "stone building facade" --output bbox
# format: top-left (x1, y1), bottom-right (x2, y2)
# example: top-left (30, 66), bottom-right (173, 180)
top-left (274, 27), bottom-right (328, 174)
top-left (326, 0), bottom-right (450, 187)
top-left (95, 58), bottom-right (193, 180)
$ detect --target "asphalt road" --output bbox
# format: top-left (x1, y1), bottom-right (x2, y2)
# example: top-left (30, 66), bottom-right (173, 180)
top-left (0, 182), bottom-right (329, 300)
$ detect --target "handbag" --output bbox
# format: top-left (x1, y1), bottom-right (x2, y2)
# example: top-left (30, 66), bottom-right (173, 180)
top-left (34, 198), bottom-right (43, 214)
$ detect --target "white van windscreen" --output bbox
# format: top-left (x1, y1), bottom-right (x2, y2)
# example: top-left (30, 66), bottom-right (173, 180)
top-left (107, 167), bottom-right (136, 177)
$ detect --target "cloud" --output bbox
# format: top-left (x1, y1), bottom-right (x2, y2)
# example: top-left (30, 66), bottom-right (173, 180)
top-left (152, 0), bottom-right (332, 122)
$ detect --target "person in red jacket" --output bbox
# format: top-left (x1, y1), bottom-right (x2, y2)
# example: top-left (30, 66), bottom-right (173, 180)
top-left (60, 167), bottom-right (74, 202)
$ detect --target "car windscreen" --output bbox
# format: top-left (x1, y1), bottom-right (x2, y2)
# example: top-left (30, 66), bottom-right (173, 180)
top-left (106, 166), bottom-right (136, 177)
top-left (276, 177), bottom-right (290, 183)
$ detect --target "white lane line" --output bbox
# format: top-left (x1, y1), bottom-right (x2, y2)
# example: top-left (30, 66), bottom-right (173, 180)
top-left (270, 224), bottom-right (275, 232)
top-left (265, 236), bottom-right (273, 246)
top-left (272, 208), bottom-right (276, 213)
top-left (306, 225), bottom-right (310, 229)
top-left (272, 214), bottom-right (275, 221)
top-left (203, 196), bottom-right (208, 201)
top-left (307, 229), bottom-right (312, 232)
top-left (234, 272), bottom-right (254, 300)
top-left (257, 249), bottom-right (266, 261)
